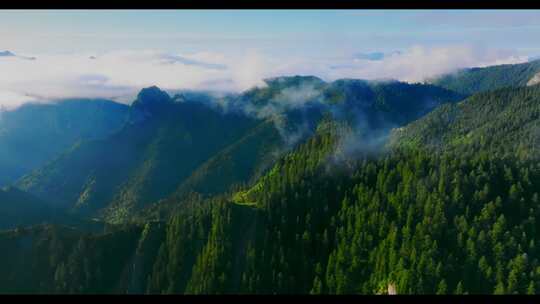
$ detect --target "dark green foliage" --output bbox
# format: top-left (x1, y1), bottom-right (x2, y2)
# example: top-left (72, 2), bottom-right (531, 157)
top-left (366, 80), bottom-right (465, 127)
top-left (17, 90), bottom-right (260, 221)
top-left (391, 85), bottom-right (540, 159)
top-left (431, 59), bottom-right (540, 95)
top-left (230, 76), bottom-right (464, 131)
top-left (0, 223), bottom-right (144, 293)
top-left (0, 186), bottom-right (58, 230)
top-left (322, 149), bottom-right (540, 294)
top-left (15, 79), bottom-right (461, 223)
top-left (142, 85), bottom-right (540, 294)
top-left (171, 119), bottom-right (284, 198)
top-left (146, 123), bottom-right (342, 294)
top-left (5, 72), bottom-right (540, 294)
top-left (0, 99), bottom-right (129, 185)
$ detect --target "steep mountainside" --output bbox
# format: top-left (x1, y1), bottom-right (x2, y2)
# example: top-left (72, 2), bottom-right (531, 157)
top-left (390, 85), bottom-right (540, 158)
top-left (16, 78), bottom-right (463, 223)
top-left (431, 59), bottom-right (540, 95)
top-left (0, 186), bottom-right (59, 230)
top-left (227, 76), bottom-right (464, 130)
top-left (139, 85), bottom-right (540, 294)
top-left (0, 99), bottom-right (129, 185)
top-left (2, 84), bottom-right (539, 294)
top-left (0, 224), bottom-right (145, 293)
top-left (17, 87), bottom-right (259, 221)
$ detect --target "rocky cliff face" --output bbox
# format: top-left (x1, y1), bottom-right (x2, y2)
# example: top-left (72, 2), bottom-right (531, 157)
top-left (527, 72), bottom-right (540, 86)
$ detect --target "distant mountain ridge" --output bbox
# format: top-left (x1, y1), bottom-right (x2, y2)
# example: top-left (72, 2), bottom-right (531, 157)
top-left (4, 59), bottom-right (540, 294)
top-left (390, 84), bottom-right (540, 157)
top-left (0, 186), bottom-right (58, 230)
top-left (0, 99), bottom-right (129, 185)
top-left (17, 88), bottom-right (260, 221)
top-left (16, 77), bottom-right (464, 223)
top-left (430, 59), bottom-right (540, 95)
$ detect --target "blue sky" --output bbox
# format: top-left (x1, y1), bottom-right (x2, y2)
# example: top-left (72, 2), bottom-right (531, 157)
top-left (1, 10), bottom-right (540, 108)
top-left (2, 10), bottom-right (540, 55)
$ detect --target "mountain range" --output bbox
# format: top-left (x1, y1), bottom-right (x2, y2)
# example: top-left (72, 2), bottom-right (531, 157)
top-left (0, 99), bottom-right (129, 186)
top-left (1, 59), bottom-right (540, 294)
top-left (12, 77), bottom-right (463, 223)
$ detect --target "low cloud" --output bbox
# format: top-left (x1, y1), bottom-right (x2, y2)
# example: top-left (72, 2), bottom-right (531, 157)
top-left (243, 82), bottom-right (323, 119)
top-left (0, 44), bottom-right (529, 110)
top-left (158, 53), bottom-right (228, 70)
top-left (321, 45), bottom-right (528, 83)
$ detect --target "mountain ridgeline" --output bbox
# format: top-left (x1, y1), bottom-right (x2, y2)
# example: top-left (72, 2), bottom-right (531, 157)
top-left (2, 59), bottom-right (540, 294)
top-left (0, 186), bottom-right (59, 230)
top-left (17, 87), bottom-right (264, 222)
top-left (430, 59), bottom-right (540, 95)
top-left (14, 77), bottom-right (462, 223)
top-left (0, 99), bottom-right (129, 186)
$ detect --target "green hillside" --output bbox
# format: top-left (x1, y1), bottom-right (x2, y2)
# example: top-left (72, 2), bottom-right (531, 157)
top-left (0, 187), bottom-right (58, 230)
top-left (431, 59), bottom-right (540, 95)
top-left (2, 84), bottom-right (537, 294)
top-left (0, 99), bottom-right (129, 185)
top-left (390, 85), bottom-right (540, 158)
top-left (15, 78), bottom-right (462, 223)
top-left (17, 88), bottom-right (259, 221)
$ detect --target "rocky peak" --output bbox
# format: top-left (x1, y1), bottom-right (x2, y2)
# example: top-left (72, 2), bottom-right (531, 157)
top-left (134, 86), bottom-right (171, 107)
top-left (128, 86), bottom-right (173, 123)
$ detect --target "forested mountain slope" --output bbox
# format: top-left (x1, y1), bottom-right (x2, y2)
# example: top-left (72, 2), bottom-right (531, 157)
top-left (0, 223), bottom-right (145, 293)
top-left (0, 73), bottom-right (472, 293)
top-left (0, 187), bottom-right (59, 230)
top-left (143, 85), bottom-right (540, 294)
top-left (18, 69), bottom-right (540, 295)
top-left (15, 78), bottom-right (463, 223)
top-left (431, 59), bottom-right (540, 95)
top-left (391, 84), bottom-right (540, 158)
top-left (0, 99), bottom-right (129, 185)
top-left (16, 87), bottom-right (260, 221)
top-left (4, 82), bottom-right (540, 293)
top-left (2, 83), bottom-right (540, 294)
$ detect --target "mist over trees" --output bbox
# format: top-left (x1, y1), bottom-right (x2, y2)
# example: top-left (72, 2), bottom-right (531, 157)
top-left (1, 60), bottom-right (540, 294)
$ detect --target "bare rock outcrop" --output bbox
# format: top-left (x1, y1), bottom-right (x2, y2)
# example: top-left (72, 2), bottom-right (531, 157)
top-left (527, 73), bottom-right (540, 86)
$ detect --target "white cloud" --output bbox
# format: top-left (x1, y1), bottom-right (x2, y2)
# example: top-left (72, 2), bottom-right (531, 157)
top-left (0, 44), bottom-right (530, 109)
top-left (231, 49), bottom-right (269, 91)
top-left (0, 91), bottom-right (38, 110)
top-left (0, 50), bottom-right (240, 108)
top-left (310, 45), bottom-right (529, 83)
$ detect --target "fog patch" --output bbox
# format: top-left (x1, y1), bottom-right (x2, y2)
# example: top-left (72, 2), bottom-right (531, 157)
top-left (0, 45), bottom-right (528, 109)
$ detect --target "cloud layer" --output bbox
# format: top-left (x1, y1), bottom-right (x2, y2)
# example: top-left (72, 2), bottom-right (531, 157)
top-left (0, 44), bottom-right (530, 110)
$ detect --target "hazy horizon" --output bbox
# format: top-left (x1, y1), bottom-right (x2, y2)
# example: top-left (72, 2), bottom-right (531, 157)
top-left (1, 9), bottom-right (540, 108)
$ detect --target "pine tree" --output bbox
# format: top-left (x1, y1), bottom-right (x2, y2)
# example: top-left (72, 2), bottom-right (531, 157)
top-left (454, 281), bottom-right (464, 295)
top-left (436, 279), bottom-right (447, 295)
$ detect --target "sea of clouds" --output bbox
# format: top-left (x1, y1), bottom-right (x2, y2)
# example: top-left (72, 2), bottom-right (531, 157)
top-left (0, 44), bottom-right (531, 110)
